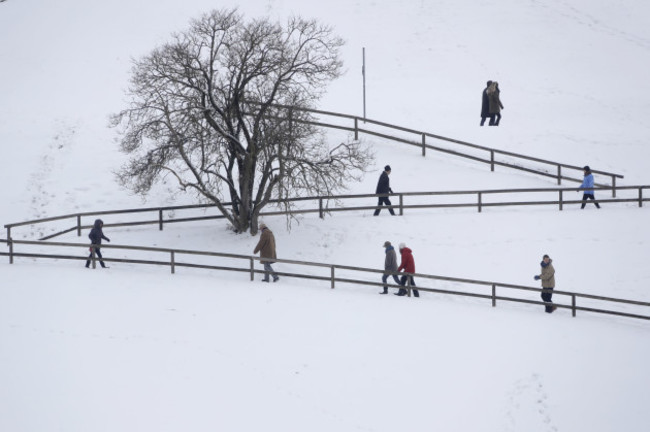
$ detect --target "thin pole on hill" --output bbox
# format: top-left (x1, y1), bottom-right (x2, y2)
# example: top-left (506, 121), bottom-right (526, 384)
top-left (362, 47), bottom-right (366, 123)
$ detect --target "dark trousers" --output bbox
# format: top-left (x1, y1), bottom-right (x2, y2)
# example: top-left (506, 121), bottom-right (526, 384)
top-left (382, 273), bottom-right (401, 292)
top-left (85, 247), bottom-right (106, 268)
top-left (397, 275), bottom-right (419, 297)
top-left (373, 196), bottom-right (395, 216)
top-left (541, 289), bottom-right (554, 313)
top-left (581, 193), bottom-right (600, 209)
top-left (489, 113), bottom-right (501, 126)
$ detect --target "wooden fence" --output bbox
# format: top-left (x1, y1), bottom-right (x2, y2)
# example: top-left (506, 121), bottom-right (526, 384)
top-left (1, 238), bottom-right (649, 322)
top-left (5, 185), bottom-right (649, 241)
top-left (257, 103), bottom-right (625, 191)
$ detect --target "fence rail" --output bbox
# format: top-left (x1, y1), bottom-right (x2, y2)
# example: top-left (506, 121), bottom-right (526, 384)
top-left (260, 103), bottom-right (625, 190)
top-left (5, 185), bottom-right (649, 241)
top-left (1, 238), bottom-right (649, 322)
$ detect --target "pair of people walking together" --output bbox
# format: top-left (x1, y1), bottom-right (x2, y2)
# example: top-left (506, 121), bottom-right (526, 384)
top-left (481, 80), bottom-right (504, 126)
top-left (380, 241), bottom-right (419, 297)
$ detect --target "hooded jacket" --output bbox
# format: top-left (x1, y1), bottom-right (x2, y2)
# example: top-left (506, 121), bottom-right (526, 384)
top-left (398, 247), bottom-right (415, 273)
top-left (88, 219), bottom-right (109, 245)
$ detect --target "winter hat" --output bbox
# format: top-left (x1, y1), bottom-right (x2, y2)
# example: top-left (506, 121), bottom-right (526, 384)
top-left (383, 241), bottom-right (391, 248)
top-left (398, 242), bottom-right (406, 250)
top-left (259, 222), bottom-right (267, 229)
top-left (486, 80), bottom-right (493, 86)
top-left (384, 165), bottom-right (391, 172)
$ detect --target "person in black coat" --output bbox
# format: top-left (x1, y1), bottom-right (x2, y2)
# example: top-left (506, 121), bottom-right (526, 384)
top-left (480, 80), bottom-right (493, 126)
top-left (373, 165), bottom-right (395, 216)
top-left (85, 219), bottom-right (111, 268)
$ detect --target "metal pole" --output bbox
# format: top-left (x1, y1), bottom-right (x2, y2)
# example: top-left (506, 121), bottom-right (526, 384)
top-left (362, 47), bottom-right (366, 121)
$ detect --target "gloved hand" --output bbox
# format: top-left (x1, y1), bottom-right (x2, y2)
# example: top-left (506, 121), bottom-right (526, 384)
top-left (534, 275), bottom-right (541, 280)
top-left (106, 238), bottom-right (111, 243)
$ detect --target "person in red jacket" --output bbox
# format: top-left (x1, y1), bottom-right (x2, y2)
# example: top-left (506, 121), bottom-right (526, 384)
top-left (395, 243), bottom-right (419, 297)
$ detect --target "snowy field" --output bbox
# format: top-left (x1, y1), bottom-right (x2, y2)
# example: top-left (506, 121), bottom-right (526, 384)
top-left (1, 1), bottom-right (650, 431)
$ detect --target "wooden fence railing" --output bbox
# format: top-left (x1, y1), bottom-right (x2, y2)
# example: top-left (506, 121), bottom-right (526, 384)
top-left (1, 238), bottom-right (649, 322)
top-left (256, 103), bottom-right (625, 190)
top-left (5, 185), bottom-right (649, 241)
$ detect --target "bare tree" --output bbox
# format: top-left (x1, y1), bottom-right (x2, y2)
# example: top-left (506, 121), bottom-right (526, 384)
top-left (111, 8), bottom-right (372, 234)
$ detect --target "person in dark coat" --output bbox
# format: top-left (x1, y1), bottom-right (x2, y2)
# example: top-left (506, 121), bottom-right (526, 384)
top-left (85, 219), bottom-right (110, 268)
top-left (480, 80), bottom-right (493, 126)
top-left (578, 165), bottom-right (601, 209)
top-left (534, 254), bottom-right (556, 313)
top-left (373, 165), bottom-right (395, 216)
top-left (395, 243), bottom-right (419, 297)
top-left (380, 241), bottom-right (400, 294)
top-left (487, 81), bottom-right (504, 126)
top-left (253, 222), bottom-right (279, 282)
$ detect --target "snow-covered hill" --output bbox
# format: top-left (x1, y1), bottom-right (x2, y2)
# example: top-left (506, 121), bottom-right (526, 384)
top-left (1, 1), bottom-right (649, 431)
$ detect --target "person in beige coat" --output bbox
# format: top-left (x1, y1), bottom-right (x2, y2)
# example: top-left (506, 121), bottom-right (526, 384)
top-left (534, 254), bottom-right (556, 313)
top-left (254, 223), bottom-right (279, 282)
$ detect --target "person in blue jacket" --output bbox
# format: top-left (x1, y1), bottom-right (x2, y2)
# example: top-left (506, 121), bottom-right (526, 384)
top-left (578, 165), bottom-right (601, 209)
top-left (85, 219), bottom-right (111, 268)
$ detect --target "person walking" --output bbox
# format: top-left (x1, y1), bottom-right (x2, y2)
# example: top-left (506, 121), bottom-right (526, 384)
top-left (487, 81), bottom-right (504, 126)
top-left (253, 222), bottom-right (279, 282)
top-left (578, 165), bottom-right (601, 209)
top-left (395, 243), bottom-right (419, 297)
top-left (380, 241), bottom-right (400, 294)
top-left (480, 80), bottom-right (493, 126)
top-left (534, 254), bottom-right (556, 313)
top-left (85, 219), bottom-right (110, 268)
top-left (373, 165), bottom-right (395, 216)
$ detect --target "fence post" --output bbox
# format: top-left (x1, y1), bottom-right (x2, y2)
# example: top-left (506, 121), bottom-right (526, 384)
top-left (77, 215), bottom-right (82, 237)
top-left (319, 198), bottom-right (324, 219)
top-left (492, 284), bottom-right (496, 307)
top-left (331, 266), bottom-right (335, 289)
top-left (8, 235), bottom-right (13, 264)
top-left (572, 295), bottom-right (576, 317)
top-left (490, 151), bottom-right (495, 172)
top-left (406, 275), bottom-right (412, 297)
top-left (612, 176), bottom-right (617, 198)
top-left (159, 209), bottom-right (164, 231)
top-left (421, 133), bottom-right (426, 157)
top-left (91, 247), bottom-right (96, 269)
top-left (354, 117), bottom-right (359, 141)
top-left (639, 187), bottom-right (643, 208)
top-left (170, 251), bottom-right (175, 274)
top-left (559, 190), bottom-right (563, 211)
top-left (6, 227), bottom-right (13, 264)
top-left (478, 192), bottom-right (482, 213)
top-left (399, 194), bottom-right (404, 216)
top-left (557, 165), bottom-right (562, 185)
top-left (250, 258), bottom-right (255, 281)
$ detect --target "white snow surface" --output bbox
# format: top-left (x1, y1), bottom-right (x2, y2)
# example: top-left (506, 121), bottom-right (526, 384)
top-left (1, 1), bottom-right (650, 431)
